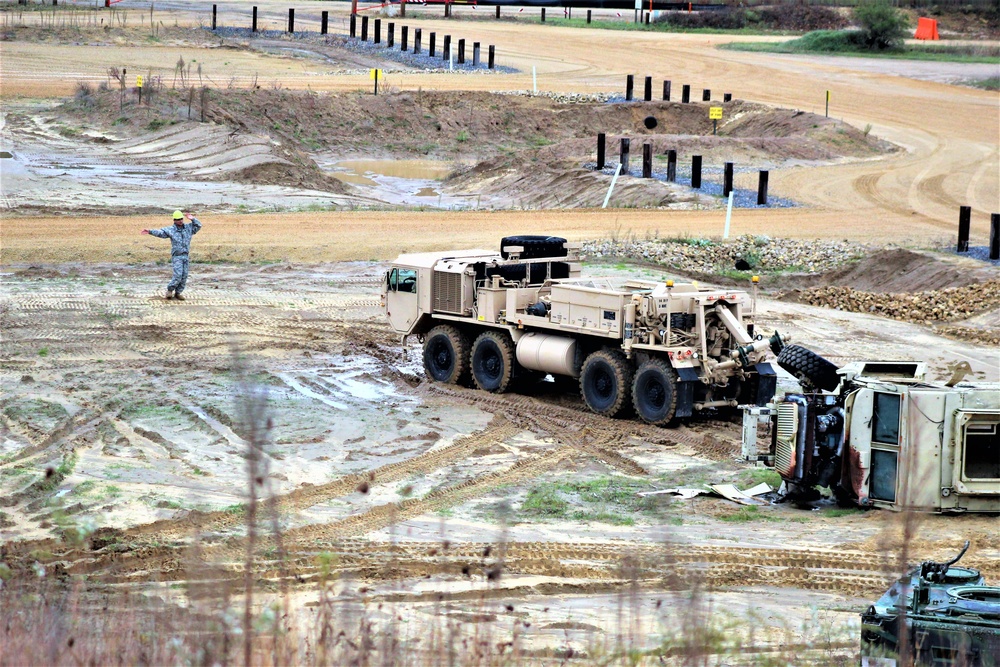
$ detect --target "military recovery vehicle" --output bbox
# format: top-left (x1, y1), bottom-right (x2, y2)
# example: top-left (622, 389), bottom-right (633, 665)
top-left (861, 542), bottom-right (1000, 666)
top-left (767, 349), bottom-right (1000, 512)
top-left (382, 236), bottom-right (788, 424)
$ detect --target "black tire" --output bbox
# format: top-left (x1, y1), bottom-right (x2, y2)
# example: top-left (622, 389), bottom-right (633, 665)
top-left (423, 325), bottom-right (470, 385)
top-left (471, 331), bottom-right (515, 393)
top-left (580, 349), bottom-right (633, 418)
top-left (500, 235), bottom-right (567, 260)
top-left (777, 344), bottom-right (840, 392)
top-left (631, 358), bottom-right (678, 426)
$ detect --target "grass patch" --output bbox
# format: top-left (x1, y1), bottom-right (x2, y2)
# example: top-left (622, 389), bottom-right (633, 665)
top-left (821, 507), bottom-right (865, 518)
top-left (968, 76), bottom-right (1000, 90)
top-left (717, 506), bottom-right (780, 523)
top-left (521, 487), bottom-right (569, 518)
top-left (738, 468), bottom-right (782, 489)
top-left (721, 31), bottom-right (1000, 63)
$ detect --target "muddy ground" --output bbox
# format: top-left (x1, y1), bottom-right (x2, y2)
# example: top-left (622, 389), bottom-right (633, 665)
top-left (1, 258), bottom-right (998, 662)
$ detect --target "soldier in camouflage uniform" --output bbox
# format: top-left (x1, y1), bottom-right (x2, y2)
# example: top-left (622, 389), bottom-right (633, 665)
top-left (142, 210), bottom-right (202, 300)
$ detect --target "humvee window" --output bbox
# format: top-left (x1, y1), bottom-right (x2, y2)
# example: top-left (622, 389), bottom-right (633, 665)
top-left (389, 268), bottom-right (417, 294)
top-left (964, 421), bottom-right (1000, 480)
top-left (870, 449), bottom-right (898, 502)
top-left (872, 392), bottom-right (901, 445)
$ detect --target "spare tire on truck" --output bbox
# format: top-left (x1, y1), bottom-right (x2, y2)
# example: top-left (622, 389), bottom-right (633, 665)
top-left (777, 344), bottom-right (840, 392)
top-left (500, 235), bottom-right (567, 260)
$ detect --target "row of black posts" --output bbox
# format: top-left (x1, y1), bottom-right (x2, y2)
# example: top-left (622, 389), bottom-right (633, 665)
top-left (596, 134), bottom-right (769, 205)
top-left (625, 75), bottom-right (731, 104)
top-left (956, 206), bottom-right (1000, 260)
top-left (210, 4), bottom-right (312, 34)
top-left (349, 14), bottom-right (496, 69)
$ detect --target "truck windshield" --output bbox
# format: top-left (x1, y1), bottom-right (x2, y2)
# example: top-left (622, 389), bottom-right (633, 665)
top-left (872, 392), bottom-right (901, 445)
top-left (389, 268), bottom-right (417, 294)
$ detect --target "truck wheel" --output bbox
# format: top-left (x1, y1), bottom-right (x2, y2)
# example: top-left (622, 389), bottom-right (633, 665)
top-left (777, 344), bottom-right (840, 392)
top-left (632, 358), bottom-right (678, 425)
top-left (423, 325), bottom-right (470, 385)
top-left (500, 235), bottom-right (568, 260)
top-left (471, 331), bottom-right (515, 393)
top-left (580, 350), bottom-right (633, 418)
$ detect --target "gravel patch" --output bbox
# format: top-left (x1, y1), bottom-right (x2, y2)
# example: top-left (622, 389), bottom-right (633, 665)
top-left (952, 245), bottom-right (1000, 266)
top-left (583, 236), bottom-right (864, 274)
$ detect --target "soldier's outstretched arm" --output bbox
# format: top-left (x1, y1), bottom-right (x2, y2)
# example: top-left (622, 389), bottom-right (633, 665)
top-left (146, 227), bottom-right (170, 238)
top-left (185, 212), bottom-right (202, 234)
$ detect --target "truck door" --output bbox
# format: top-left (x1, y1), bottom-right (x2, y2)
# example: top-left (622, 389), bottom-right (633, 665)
top-left (385, 267), bottom-right (420, 334)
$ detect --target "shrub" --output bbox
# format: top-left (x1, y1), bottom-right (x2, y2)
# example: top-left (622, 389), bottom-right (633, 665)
top-left (853, 0), bottom-right (910, 50)
top-left (791, 29), bottom-right (863, 52)
top-left (758, 5), bottom-right (848, 32)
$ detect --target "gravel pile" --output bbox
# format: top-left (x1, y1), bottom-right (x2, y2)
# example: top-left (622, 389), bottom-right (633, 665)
top-left (494, 91), bottom-right (617, 103)
top-left (583, 235), bottom-right (863, 274)
top-left (796, 280), bottom-right (1000, 323)
top-left (937, 325), bottom-right (1000, 347)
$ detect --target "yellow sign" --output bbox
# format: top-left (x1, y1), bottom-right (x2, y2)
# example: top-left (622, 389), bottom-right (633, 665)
top-left (369, 68), bottom-right (382, 80)
top-left (709, 106), bottom-right (723, 120)
top-left (136, 75), bottom-right (144, 88)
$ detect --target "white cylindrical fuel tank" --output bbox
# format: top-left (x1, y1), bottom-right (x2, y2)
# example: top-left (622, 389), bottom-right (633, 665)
top-left (516, 333), bottom-right (578, 377)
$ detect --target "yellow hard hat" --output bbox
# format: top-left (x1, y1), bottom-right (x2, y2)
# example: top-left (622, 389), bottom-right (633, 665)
top-left (172, 210), bottom-right (184, 220)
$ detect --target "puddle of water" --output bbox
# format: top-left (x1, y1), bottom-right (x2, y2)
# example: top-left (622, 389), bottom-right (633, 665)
top-left (0, 151), bottom-right (12, 159)
top-left (414, 186), bottom-right (439, 197)
top-left (332, 159), bottom-right (453, 181)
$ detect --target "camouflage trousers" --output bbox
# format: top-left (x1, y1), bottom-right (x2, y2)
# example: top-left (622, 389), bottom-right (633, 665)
top-left (167, 255), bottom-right (190, 294)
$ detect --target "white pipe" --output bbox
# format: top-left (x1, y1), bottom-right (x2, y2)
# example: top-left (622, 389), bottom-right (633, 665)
top-left (602, 162), bottom-right (623, 209)
top-left (449, 45), bottom-right (453, 71)
top-left (723, 190), bottom-right (734, 239)
top-left (532, 66), bottom-right (537, 94)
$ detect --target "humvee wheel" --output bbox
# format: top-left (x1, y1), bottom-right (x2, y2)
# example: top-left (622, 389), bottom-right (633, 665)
top-left (632, 358), bottom-right (678, 425)
top-left (580, 349), bottom-right (633, 418)
top-left (423, 325), bottom-right (470, 385)
top-left (777, 344), bottom-right (840, 392)
top-left (471, 331), bottom-right (515, 393)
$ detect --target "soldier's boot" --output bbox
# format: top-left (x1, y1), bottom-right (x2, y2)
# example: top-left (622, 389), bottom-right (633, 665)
top-left (166, 289), bottom-right (175, 299)
top-left (174, 293), bottom-right (185, 301)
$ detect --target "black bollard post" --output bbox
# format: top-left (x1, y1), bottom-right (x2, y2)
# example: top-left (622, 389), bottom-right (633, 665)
top-left (666, 150), bottom-right (677, 182)
top-left (645, 12), bottom-right (650, 25)
top-left (252, 6), bottom-right (257, 32)
top-left (445, 1), bottom-right (450, 18)
top-left (442, 35), bottom-right (450, 60)
top-left (488, 45), bottom-right (495, 69)
top-left (957, 206), bottom-right (971, 252)
top-left (457, 38), bottom-right (465, 64)
top-left (414, 28), bottom-right (421, 53)
top-left (362, 16), bottom-right (369, 41)
top-left (724, 92), bottom-right (732, 102)
top-left (401, 25), bottom-right (408, 51)
top-left (991, 213), bottom-right (1000, 260)
top-left (644, 76), bottom-right (652, 102)
top-left (375, 19), bottom-right (381, 44)
top-left (702, 89), bottom-right (711, 102)
top-left (495, 5), bottom-right (500, 18)
top-left (757, 170), bottom-right (769, 205)
top-left (429, 31), bottom-right (435, 56)
top-left (587, 9), bottom-right (592, 23)
top-left (473, 42), bottom-right (480, 66)
top-left (288, 8), bottom-right (294, 33)
top-left (626, 74), bottom-right (634, 101)
top-left (212, 4), bottom-right (217, 30)
top-left (321, 11), bottom-right (329, 35)
top-left (663, 80), bottom-right (671, 101)
top-left (620, 138), bottom-right (630, 175)
top-left (350, 14), bottom-right (356, 38)
top-left (682, 84), bottom-right (690, 103)
top-left (388, 22), bottom-right (394, 47)
top-left (597, 133), bottom-right (606, 170)
top-left (642, 143), bottom-right (652, 178)
top-left (723, 162), bottom-right (734, 196)
top-left (541, 8), bottom-right (545, 21)
top-left (691, 155), bottom-right (702, 189)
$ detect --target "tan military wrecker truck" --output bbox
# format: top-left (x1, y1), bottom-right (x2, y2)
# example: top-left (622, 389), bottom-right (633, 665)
top-left (382, 235), bottom-right (789, 425)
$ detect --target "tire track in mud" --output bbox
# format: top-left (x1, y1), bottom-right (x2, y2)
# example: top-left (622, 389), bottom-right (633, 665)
top-left (285, 444), bottom-right (576, 544)
top-left (426, 384), bottom-right (737, 464)
top-left (122, 418), bottom-right (523, 539)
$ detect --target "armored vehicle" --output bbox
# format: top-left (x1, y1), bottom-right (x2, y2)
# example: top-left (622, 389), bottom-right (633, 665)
top-left (768, 352), bottom-right (1000, 512)
top-left (382, 236), bottom-right (787, 424)
top-left (862, 543), bottom-right (1000, 666)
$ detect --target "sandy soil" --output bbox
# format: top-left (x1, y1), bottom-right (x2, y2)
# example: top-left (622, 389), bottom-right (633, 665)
top-left (2, 5), bottom-right (999, 661)
top-left (2, 260), bottom-right (998, 660)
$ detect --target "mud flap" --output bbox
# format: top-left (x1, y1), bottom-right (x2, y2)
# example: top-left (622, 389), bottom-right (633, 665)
top-left (748, 363), bottom-right (777, 406)
top-left (675, 367), bottom-right (699, 418)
